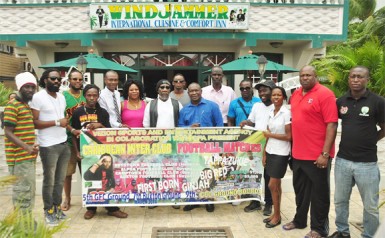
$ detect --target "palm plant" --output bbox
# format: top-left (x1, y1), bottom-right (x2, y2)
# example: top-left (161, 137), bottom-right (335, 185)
top-left (0, 83), bottom-right (14, 106)
top-left (349, 0), bottom-right (376, 21)
top-left (0, 175), bottom-right (66, 237)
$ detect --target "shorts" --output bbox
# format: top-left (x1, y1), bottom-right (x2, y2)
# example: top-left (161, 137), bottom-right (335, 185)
top-left (66, 145), bottom-right (81, 176)
top-left (265, 152), bottom-right (289, 179)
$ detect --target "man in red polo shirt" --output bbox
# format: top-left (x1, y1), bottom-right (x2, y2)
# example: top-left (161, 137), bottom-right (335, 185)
top-left (283, 65), bottom-right (338, 238)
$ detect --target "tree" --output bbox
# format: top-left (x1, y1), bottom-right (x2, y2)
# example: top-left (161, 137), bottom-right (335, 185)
top-left (349, 0), bottom-right (376, 21)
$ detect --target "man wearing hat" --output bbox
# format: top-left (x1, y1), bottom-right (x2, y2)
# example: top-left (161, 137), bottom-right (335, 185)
top-left (239, 79), bottom-right (276, 216)
top-left (4, 72), bottom-right (39, 214)
top-left (143, 79), bottom-right (182, 128)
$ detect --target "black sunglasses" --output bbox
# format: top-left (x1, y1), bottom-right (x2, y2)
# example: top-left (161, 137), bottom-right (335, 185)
top-left (240, 87), bottom-right (251, 91)
top-left (48, 77), bottom-right (62, 82)
top-left (159, 86), bottom-right (170, 90)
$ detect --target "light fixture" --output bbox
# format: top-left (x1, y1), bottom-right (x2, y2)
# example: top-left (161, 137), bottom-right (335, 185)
top-left (269, 42), bottom-right (283, 48)
top-left (257, 55), bottom-right (268, 81)
top-left (76, 53), bottom-right (88, 73)
top-left (55, 42), bottom-right (69, 48)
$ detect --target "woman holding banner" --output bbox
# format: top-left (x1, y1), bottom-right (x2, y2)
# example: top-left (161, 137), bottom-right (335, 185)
top-left (262, 86), bottom-right (291, 228)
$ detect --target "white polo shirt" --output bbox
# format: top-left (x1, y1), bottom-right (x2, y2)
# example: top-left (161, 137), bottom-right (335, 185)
top-left (265, 105), bottom-right (291, 156)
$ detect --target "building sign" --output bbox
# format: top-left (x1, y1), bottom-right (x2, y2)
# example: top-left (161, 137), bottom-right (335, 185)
top-left (90, 3), bottom-right (249, 30)
top-left (81, 127), bottom-right (265, 207)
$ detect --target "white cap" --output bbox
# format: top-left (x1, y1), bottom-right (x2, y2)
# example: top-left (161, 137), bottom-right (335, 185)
top-left (15, 72), bottom-right (37, 91)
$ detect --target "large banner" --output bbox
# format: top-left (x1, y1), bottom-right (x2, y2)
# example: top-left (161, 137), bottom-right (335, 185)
top-left (90, 3), bottom-right (249, 30)
top-left (81, 127), bottom-right (265, 207)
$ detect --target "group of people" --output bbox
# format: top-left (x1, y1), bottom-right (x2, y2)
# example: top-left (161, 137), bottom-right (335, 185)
top-left (3, 64), bottom-right (384, 238)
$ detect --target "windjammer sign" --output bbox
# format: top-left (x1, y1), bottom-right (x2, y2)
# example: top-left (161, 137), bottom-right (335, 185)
top-left (90, 3), bottom-right (249, 30)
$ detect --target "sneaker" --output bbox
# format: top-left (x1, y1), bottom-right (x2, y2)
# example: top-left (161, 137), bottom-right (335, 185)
top-left (232, 201), bottom-right (241, 206)
top-left (263, 204), bottom-right (272, 216)
top-left (243, 201), bottom-right (262, 213)
top-left (44, 208), bottom-right (58, 226)
top-left (327, 231), bottom-right (351, 238)
top-left (55, 205), bottom-right (67, 220)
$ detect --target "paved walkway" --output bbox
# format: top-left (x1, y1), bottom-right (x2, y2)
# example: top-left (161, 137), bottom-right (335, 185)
top-left (1, 133), bottom-right (384, 238)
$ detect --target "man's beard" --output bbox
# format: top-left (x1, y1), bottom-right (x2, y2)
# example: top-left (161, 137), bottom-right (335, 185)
top-left (47, 84), bottom-right (60, 92)
top-left (70, 84), bottom-right (83, 91)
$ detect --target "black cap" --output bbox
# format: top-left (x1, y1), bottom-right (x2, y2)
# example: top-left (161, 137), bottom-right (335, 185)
top-left (254, 80), bottom-right (276, 90)
top-left (156, 79), bottom-right (171, 91)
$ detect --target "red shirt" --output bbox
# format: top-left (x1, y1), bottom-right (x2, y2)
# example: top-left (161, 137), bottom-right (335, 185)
top-left (291, 83), bottom-right (338, 160)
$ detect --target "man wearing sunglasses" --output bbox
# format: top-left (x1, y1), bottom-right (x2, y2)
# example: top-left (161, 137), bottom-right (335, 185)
top-left (143, 79), bottom-right (183, 209)
top-left (61, 70), bottom-right (86, 212)
top-left (30, 68), bottom-right (71, 226)
top-left (228, 79), bottom-right (261, 127)
top-left (170, 73), bottom-right (190, 106)
top-left (143, 79), bottom-right (182, 128)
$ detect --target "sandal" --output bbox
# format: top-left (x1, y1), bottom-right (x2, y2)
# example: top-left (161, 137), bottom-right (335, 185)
top-left (61, 199), bottom-right (71, 211)
top-left (282, 221), bottom-right (297, 230)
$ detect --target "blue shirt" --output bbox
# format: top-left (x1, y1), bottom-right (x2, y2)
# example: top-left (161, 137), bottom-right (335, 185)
top-left (178, 98), bottom-right (224, 127)
top-left (227, 97), bottom-right (261, 126)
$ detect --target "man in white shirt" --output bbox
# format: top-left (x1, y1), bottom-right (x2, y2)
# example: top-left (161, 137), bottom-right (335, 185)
top-left (202, 66), bottom-right (236, 126)
top-left (98, 70), bottom-right (123, 128)
top-left (239, 80), bottom-right (276, 216)
top-left (31, 69), bottom-right (71, 226)
top-left (143, 79), bottom-right (182, 128)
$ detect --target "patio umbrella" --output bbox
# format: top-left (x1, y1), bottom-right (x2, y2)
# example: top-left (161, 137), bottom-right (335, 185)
top-left (39, 53), bottom-right (137, 73)
top-left (203, 54), bottom-right (298, 74)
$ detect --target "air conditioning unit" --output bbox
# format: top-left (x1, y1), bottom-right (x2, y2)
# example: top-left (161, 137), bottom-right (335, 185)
top-left (24, 62), bottom-right (34, 72)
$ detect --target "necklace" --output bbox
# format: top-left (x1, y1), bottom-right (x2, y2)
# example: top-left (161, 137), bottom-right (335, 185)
top-left (69, 90), bottom-right (83, 105)
top-left (128, 100), bottom-right (141, 109)
top-left (84, 106), bottom-right (97, 115)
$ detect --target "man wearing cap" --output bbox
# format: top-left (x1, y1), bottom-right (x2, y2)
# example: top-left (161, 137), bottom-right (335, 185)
top-left (143, 79), bottom-right (182, 209)
top-left (4, 72), bottom-right (38, 214)
top-left (143, 79), bottom-right (182, 128)
top-left (202, 66), bottom-right (236, 126)
top-left (283, 65), bottom-right (338, 238)
top-left (239, 79), bottom-right (276, 216)
top-left (31, 68), bottom-right (71, 226)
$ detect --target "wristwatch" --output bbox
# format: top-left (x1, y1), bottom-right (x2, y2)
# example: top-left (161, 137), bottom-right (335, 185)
top-left (321, 152), bottom-right (330, 158)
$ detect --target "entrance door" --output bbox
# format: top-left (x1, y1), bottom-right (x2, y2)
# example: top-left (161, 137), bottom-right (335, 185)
top-left (142, 69), bottom-right (198, 99)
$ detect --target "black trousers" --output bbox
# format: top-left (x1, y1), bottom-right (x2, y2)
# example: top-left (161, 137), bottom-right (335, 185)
top-left (292, 158), bottom-right (331, 236)
top-left (87, 206), bottom-right (119, 212)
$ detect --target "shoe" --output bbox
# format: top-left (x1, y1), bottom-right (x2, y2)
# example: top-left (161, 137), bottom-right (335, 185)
top-left (327, 231), bottom-right (351, 238)
top-left (148, 206), bottom-right (157, 209)
top-left (265, 219), bottom-right (281, 228)
top-left (205, 204), bottom-right (215, 212)
top-left (55, 205), bottom-right (67, 220)
top-left (183, 205), bottom-right (200, 211)
top-left (172, 205), bottom-right (180, 209)
top-left (282, 221), bottom-right (300, 230)
top-left (84, 210), bottom-right (96, 220)
top-left (232, 201), bottom-right (241, 206)
top-left (243, 201), bottom-right (262, 213)
top-left (107, 210), bottom-right (128, 218)
top-left (61, 198), bottom-right (70, 211)
top-left (263, 217), bottom-right (272, 223)
top-left (263, 204), bottom-right (272, 216)
top-left (44, 208), bottom-right (58, 226)
top-left (304, 230), bottom-right (323, 238)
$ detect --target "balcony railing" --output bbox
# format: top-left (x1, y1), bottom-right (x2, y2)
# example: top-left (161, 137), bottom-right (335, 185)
top-left (0, 0), bottom-right (344, 5)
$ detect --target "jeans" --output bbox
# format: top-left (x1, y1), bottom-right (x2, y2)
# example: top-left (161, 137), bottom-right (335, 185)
top-left (40, 143), bottom-right (71, 210)
top-left (334, 157), bottom-right (380, 238)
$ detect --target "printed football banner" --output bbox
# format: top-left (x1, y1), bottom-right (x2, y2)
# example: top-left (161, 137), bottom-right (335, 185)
top-left (80, 127), bottom-right (265, 207)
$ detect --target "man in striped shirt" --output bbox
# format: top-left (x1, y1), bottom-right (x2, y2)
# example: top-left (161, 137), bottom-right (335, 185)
top-left (4, 72), bottom-right (39, 213)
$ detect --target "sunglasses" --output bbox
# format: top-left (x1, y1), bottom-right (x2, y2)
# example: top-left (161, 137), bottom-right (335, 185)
top-left (71, 78), bottom-right (83, 81)
top-left (48, 77), bottom-right (62, 82)
top-left (240, 87), bottom-right (251, 91)
top-left (159, 86), bottom-right (170, 90)
top-left (173, 80), bottom-right (185, 83)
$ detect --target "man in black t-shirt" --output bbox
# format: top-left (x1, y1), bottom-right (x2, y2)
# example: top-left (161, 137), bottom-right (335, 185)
top-left (72, 84), bottom-right (128, 220)
top-left (328, 66), bottom-right (385, 238)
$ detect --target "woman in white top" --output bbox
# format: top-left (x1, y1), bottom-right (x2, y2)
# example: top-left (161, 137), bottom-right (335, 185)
top-left (262, 86), bottom-right (292, 228)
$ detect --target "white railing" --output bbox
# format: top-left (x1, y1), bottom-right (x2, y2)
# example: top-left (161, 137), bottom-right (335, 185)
top-left (0, 0), bottom-right (344, 5)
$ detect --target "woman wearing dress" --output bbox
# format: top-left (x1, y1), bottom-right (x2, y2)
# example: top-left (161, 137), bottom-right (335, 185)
top-left (121, 80), bottom-right (146, 128)
top-left (262, 86), bottom-right (292, 228)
